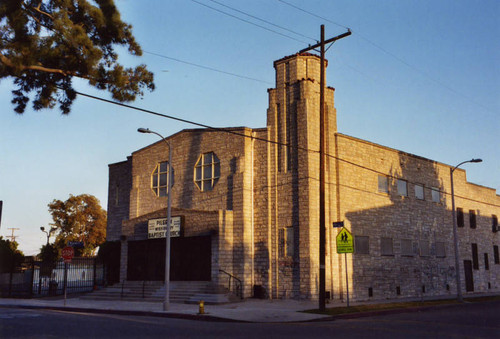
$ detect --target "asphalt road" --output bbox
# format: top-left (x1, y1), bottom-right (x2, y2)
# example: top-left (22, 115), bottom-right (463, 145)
top-left (1, 300), bottom-right (499, 338)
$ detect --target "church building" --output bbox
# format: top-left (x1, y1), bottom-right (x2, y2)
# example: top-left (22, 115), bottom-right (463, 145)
top-left (106, 53), bottom-right (500, 301)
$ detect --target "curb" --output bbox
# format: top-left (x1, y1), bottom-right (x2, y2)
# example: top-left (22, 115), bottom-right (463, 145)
top-left (303, 301), bottom-right (470, 322)
top-left (0, 304), bottom-right (248, 323)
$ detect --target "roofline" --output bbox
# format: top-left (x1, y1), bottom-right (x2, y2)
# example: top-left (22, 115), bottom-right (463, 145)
top-left (273, 52), bottom-right (328, 67)
top-left (336, 133), bottom-right (499, 195)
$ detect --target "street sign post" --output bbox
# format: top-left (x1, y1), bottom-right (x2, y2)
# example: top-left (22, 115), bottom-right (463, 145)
top-left (336, 227), bottom-right (354, 253)
top-left (336, 227), bottom-right (353, 307)
top-left (332, 221), bottom-right (344, 228)
top-left (67, 241), bottom-right (84, 249)
top-left (62, 246), bottom-right (74, 263)
top-left (61, 246), bottom-right (74, 307)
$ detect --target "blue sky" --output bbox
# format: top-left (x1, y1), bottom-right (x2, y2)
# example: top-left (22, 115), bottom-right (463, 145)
top-left (1, 0), bottom-right (498, 255)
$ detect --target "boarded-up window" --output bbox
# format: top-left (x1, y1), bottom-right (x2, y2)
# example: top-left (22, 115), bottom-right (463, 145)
top-left (493, 215), bottom-right (498, 233)
top-left (381, 237), bottom-right (393, 256)
top-left (397, 179), bottom-right (408, 196)
top-left (494, 245), bottom-right (499, 264)
top-left (355, 236), bottom-right (369, 254)
top-left (472, 243), bottom-right (479, 270)
top-left (431, 187), bottom-right (440, 203)
top-left (401, 239), bottom-right (413, 256)
top-left (420, 241), bottom-right (430, 256)
top-left (484, 253), bottom-right (489, 270)
top-left (435, 242), bottom-right (446, 258)
top-left (469, 210), bottom-right (477, 229)
top-left (415, 184), bottom-right (424, 200)
top-left (457, 208), bottom-right (464, 227)
top-left (378, 175), bottom-right (388, 193)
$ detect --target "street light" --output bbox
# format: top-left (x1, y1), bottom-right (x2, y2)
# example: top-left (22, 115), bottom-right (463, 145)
top-left (138, 127), bottom-right (173, 311)
top-left (450, 158), bottom-right (482, 302)
top-left (40, 226), bottom-right (56, 245)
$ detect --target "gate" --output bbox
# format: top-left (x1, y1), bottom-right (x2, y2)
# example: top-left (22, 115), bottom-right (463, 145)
top-left (127, 235), bottom-right (211, 281)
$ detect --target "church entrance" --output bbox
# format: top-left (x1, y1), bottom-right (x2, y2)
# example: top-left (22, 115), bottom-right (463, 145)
top-left (127, 236), bottom-right (211, 281)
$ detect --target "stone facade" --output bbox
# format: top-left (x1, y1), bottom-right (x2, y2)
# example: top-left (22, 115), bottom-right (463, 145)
top-left (106, 53), bottom-right (500, 301)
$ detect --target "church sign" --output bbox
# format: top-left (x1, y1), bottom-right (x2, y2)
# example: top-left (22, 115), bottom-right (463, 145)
top-left (148, 217), bottom-right (182, 239)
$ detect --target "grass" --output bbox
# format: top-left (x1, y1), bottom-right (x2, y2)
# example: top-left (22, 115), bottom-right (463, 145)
top-left (304, 295), bottom-right (500, 316)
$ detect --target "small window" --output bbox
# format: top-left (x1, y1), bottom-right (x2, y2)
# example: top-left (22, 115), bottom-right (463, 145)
top-left (431, 187), bottom-right (440, 203)
top-left (401, 239), bottom-right (413, 256)
top-left (279, 227), bottom-right (294, 258)
top-left (484, 253), bottom-right (489, 270)
top-left (457, 208), bottom-right (464, 227)
top-left (494, 245), bottom-right (499, 264)
top-left (414, 184), bottom-right (424, 200)
top-left (380, 237), bottom-right (393, 256)
top-left (472, 243), bottom-right (479, 270)
top-left (152, 161), bottom-right (174, 197)
top-left (378, 175), bottom-right (388, 193)
top-left (397, 179), bottom-right (408, 197)
top-left (435, 242), bottom-right (446, 258)
top-left (469, 210), bottom-right (476, 229)
top-left (492, 215), bottom-right (498, 233)
top-left (419, 241), bottom-right (430, 257)
top-left (194, 152), bottom-right (220, 192)
top-left (355, 236), bottom-right (369, 254)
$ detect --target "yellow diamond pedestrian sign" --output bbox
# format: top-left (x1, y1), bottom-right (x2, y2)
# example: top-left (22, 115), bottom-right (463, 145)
top-left (336, 227), bottom-right (354, 253)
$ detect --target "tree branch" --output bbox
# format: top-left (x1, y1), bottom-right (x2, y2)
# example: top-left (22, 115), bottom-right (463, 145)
top-left (0, 53), bottom-right (70, 76)
top-left (31, 3), bottom-right (55, 21)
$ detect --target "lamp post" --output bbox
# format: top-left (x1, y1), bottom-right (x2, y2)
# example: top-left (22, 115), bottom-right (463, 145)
top-left (40, 226), bottom-right (56, 245)
top-left (138, 127), bottom-right (173, 311)
top-left (450, 158), bottom-right (482, 302)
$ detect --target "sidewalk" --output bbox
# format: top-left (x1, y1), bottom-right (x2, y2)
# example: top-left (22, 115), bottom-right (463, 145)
top-left (0, 296), bottom-right (330, 323)
top-left (1, 293), bottom-right (498, 323)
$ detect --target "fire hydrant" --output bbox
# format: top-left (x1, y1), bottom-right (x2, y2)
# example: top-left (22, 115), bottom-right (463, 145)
top-left (198, 300), bottom-right (205, 315)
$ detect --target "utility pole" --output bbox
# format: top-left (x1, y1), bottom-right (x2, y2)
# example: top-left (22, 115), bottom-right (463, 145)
top-left (0, 200), bottom-right (3, 230)
top-left (6, 228), bottom-right (20, 242)
top-left (299, 25), bottom-right (351, 311)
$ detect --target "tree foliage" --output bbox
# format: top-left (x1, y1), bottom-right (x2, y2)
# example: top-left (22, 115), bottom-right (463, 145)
top-left (0, 236), bottom-right (24, 273)
top-left (38, 242), bottom-right (58, 276)
top-left (48, 194), bottom-right (107, 256)
top-left (0, 0), bottom-right (154, 114)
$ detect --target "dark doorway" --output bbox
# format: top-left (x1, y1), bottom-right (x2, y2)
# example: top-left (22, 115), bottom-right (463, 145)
top-left (463, 260), bottom-right (474, 292)
top-left (127, 236), bottom-right (211, 281)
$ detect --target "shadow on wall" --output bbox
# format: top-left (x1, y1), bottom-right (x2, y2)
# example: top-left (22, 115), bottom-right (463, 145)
top-left (343, 151), bottom-right (456, 301)
top-left (180, 132), bottom-right (202, 209)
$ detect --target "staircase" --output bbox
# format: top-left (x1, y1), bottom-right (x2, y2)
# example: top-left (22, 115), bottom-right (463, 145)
top-left (83, 281), bottom-right (239, 304)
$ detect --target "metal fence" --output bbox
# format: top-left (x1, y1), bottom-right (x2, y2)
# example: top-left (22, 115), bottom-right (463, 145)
top-left (0, 257), bottom-right (106, 298)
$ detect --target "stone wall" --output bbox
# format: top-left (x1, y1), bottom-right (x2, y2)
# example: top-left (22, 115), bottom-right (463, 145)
top-left (334, 133), bottom-right (500, 301)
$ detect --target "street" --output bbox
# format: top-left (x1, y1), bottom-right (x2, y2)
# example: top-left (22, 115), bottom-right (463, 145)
top-left (1, 300), bottom-right (499, 338)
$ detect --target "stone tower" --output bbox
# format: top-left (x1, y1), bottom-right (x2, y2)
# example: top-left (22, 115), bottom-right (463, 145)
top-left (265, 53), bottom-right (338, 299)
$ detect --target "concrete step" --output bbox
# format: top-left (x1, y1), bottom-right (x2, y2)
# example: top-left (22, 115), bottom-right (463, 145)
top-left (83, 281), bottom-right (237, 304)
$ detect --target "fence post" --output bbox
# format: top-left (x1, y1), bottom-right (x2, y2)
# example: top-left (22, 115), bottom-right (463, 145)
top-left (8, 264), bottom-right (13, 297)
top-left (93, 258), bottom-right (97, 289)
top-left (29, 258), bottom-right (35, 298)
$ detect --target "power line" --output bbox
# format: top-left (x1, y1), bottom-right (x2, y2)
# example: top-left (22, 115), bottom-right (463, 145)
top-left (276, 0), bottom-right (495, 113)
top-left (277, 0), bottom-right (350, 30)
top-left (190, 0), bottom-right (309, 44)
top-left (143, 51), bottom-right (272, 85)
top-left (72, 89), bottom-right (500, 209)
top-left (207, 0), bottom-right (317, 42)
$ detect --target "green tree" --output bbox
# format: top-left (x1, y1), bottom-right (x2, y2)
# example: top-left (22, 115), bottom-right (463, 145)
top-left (0, 236), bottom-right (24, 273)
top-left (0, 0), bottom-right (154, 114)
top-left (48, 194), bottom-right (107, 256)
top-left (38, 242), bottom-right (58, 277)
